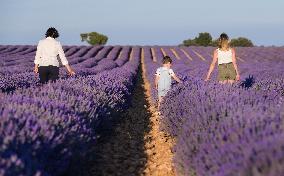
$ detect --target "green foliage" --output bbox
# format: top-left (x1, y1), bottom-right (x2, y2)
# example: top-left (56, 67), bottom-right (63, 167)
top-left (194, 32), bottom-right (212, 46)
top-left (80, 33), bottom-right (88, 42)
top-left (182, 32), bottom-right (254, 47)
top-left (183, 39), bottom-right (197, 46)
top-left (210, 39), bottom-right (219, 47)
top-left (183, 32), bottom-right (212, 46)
top-left (80, 32), bottom-right (108, 45)
top-left (230, 37), bottom-right (254, 47)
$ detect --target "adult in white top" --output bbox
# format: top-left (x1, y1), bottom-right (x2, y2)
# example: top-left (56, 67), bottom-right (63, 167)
top-left (34, 27), bottom-right (75, 83)
top-left (205, 33), bottom-right (240, 84)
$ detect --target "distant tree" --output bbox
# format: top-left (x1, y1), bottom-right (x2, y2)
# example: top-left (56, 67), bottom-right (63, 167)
top-left (80, 32), bottom-right (108, 45)
top-left (183, 39), bottom-right (197, 46)
top-left (230, 37), bottom-right (254, 47)
top-left (181, 33), bottom-right (254, 47)
top-left (182, 32), bottom-right (213, 46)
top-left (210, 39), bottom-right (219, 47)
top-left (194, 32), bottom-right (213, 46)
top-left (80, 33), bottom-right (88, 41)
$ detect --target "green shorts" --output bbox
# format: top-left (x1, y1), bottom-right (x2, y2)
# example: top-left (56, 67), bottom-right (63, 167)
top-left (218, 62), bottom-right (237, 81)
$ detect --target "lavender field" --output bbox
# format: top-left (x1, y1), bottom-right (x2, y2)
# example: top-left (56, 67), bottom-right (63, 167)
top-left (0, 45), bottom-right (141, 175)
top-left (142, 46), bottom-right (284, 176)
top-left (0, 45), bottom-right (284, 176)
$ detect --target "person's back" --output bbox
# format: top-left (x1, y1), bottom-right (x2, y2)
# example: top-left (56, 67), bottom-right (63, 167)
top-left (155, 56), bottom-right (182, 110)
top-left (37, 37), bottom-right (63, 66)
top-left (157, 67), bottom-right (173, 94)
top-left (217, 48), bottom-right (233, 65)
top-left (205, 33), bottom-right (240, 84)
top-left (34, 27), bottom-right (75, 84)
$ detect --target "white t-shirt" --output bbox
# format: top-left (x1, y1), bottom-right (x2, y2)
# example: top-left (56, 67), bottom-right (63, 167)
top-left (217, 48), bottom-right (233, 65)
top-left (34, 37), bottom-right (68, 67)
top-left (155, 67), bottom-right (175, 96)
top-left (155, 67), bottom-right (175, 77)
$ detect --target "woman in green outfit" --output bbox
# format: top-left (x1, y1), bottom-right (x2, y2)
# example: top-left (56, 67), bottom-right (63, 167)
top-left (205, 33), bottom-right (240, 84)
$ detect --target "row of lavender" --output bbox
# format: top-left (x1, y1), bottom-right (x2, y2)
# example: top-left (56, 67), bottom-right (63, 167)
top-left (142, 46), bottom-right (284, 176)
top-left (0, 45), bottom-right (138, 92)
top-left (0, 46), bottom-right (140, 175)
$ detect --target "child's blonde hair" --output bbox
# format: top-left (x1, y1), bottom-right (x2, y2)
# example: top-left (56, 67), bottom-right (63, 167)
top-left (218, 33), bottom-right (230, 49)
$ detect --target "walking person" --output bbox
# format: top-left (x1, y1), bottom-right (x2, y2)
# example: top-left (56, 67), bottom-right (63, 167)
top-left (34, 27), bottom-right (75, 83)
top-left (155, 56), bottom-right (182, 110)
top-left (205, 33), bottom-right (240, 84)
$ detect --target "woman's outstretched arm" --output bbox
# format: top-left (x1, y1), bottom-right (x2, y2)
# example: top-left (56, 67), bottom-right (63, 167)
top-left (232, 48), bottom-right (240, 81)
top-left (205, 49), bottom-right (218, 81)
top-left (65, 64), bottom-right (75, 76)
top-left (34, 41), bottom-right (42, 74)
top-left (58, 42), bottom-right (75, 76)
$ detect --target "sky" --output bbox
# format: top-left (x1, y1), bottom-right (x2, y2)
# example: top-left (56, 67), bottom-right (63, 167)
top-left (0, 0), bottom-right (284, 46)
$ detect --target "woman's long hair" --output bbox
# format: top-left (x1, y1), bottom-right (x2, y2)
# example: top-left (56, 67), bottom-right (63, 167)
top-left (218, 33), bottom-right (230, 49)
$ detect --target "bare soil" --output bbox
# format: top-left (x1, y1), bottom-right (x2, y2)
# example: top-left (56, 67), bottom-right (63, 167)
top-left (63, 65), bottom-right (175, 176)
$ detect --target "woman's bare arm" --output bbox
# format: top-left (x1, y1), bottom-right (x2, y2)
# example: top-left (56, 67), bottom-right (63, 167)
top-left (205, 49), bottom-right (218, 81)
top-left (232, 48), bottom-right (240, 81)
top-left (65, 64), bottom-right (75, 76)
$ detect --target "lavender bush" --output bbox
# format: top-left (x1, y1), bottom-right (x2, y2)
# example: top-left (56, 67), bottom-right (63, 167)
top-left (143, 46), bottom-right (284, 176)
top-left (0, 45), bottom-right (140, 175)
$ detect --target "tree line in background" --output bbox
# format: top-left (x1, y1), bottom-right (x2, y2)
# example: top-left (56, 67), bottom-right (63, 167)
top-left (80, 31), bottom-right (253, 47)
top-left (181, 32), bottom-right (254, 47)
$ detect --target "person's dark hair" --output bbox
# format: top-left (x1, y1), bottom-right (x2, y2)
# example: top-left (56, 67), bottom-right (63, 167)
top-left (162, 56), bottom-right (172, 64)
top-left (220, 33), bottom-right (229, 40)
top-left (45, 27), bottom-right (59, 38)
top-left (218, 33), bottom-right (230, 49)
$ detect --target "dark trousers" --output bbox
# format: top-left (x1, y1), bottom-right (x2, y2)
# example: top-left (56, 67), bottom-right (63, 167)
top-left (38, 66), bottom-right (59, 84)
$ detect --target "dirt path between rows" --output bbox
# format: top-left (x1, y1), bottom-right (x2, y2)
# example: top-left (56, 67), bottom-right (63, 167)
top-left (141, 56), bottom-right (175, 176)
top-left (63, 64), bottom-right (175, 176)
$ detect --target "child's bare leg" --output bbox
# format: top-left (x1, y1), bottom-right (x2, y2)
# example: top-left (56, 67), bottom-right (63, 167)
top-left (158, 96), bottom-right (163, 110)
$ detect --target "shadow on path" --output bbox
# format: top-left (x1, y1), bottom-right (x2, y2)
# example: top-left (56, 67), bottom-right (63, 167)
top-left (63, 67), bottom-right (152, 176)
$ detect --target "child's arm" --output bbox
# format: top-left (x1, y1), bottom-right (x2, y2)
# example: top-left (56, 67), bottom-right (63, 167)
top-left (155, 68), bottom-right (161, 89)
top-left (155, 75), bottom-right (159, 89)
top-left (172, 74), bottom-right (182, 83)
top-left (205, 49), bottom-right (218, 81)
top-left (170, 70), bottom-right (182, 83)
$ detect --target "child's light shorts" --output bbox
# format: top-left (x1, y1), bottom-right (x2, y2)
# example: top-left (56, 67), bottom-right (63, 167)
top-left (158, 88), bottom-right (170, 98)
